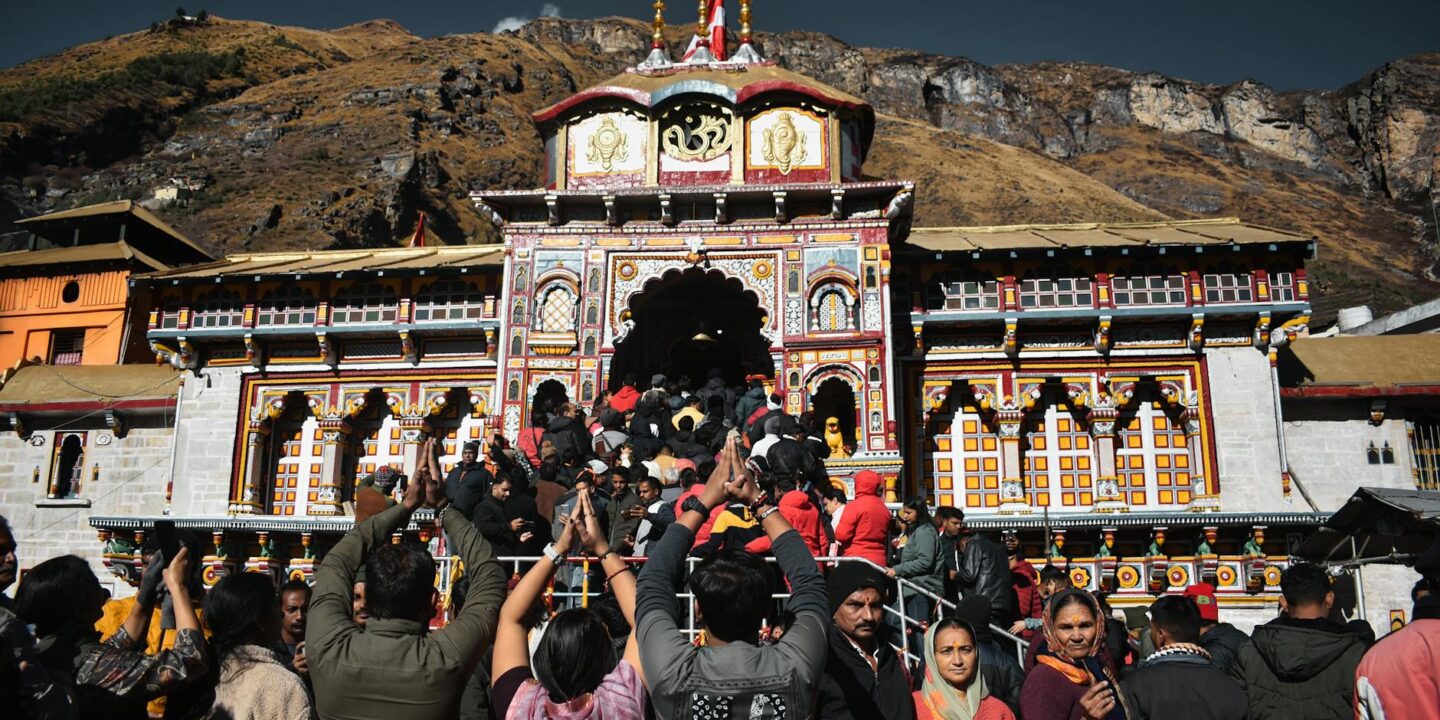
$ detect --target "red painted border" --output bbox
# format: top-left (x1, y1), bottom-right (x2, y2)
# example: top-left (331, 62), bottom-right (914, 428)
top-left (1281, 385), bottom-right (1440, 398)
top-left (0, 398), bottom-right (175, 414)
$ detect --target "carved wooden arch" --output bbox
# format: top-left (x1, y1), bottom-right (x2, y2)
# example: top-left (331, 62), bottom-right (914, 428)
top-left (534, 269), bottom-right (582, 332)
top-left (804, 362), bottom-right (865, 397)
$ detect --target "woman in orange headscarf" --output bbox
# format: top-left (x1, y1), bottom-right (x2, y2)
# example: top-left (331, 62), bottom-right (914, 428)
top-left (1019, 588), bottom-right (1129, 720)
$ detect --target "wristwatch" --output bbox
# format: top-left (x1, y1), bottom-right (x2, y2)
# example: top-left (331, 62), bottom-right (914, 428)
top-left (681, 495), bottom-right (710, 516)
top-left (542, 543), bottom-right (565, 564)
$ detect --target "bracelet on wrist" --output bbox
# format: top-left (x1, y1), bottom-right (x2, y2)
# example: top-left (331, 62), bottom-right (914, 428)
top-left (746, 491), bottom-right (772, 514)
top-left (542, 543), bottom-right (566, 564)
top-left (755, 505), bottom-right (781, 522)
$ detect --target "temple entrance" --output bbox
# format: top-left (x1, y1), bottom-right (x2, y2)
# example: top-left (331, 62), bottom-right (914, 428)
top-left (811, 376), bottom-right (858, 457)
top-left (531, 378), bottom-right (569, 418)
top-left (609, 267), bottom-right (774, 391)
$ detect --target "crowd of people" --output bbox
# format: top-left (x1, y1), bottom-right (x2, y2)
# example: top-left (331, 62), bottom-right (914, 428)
top-left (0, 370), bottom-right (1438, 719)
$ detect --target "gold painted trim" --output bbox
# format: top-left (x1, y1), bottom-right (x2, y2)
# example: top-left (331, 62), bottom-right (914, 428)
top-left (557, 124), bottom-right (569, 191)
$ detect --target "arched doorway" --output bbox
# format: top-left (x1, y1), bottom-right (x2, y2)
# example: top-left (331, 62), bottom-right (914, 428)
top-left (531, 378), bottom-right (569, 420)
top-left (609, 268), bottom-right (774, 391)
top-left (811, 376), bottom-right (858, 457)
top-left (50, 433), bottom-right (85, 498)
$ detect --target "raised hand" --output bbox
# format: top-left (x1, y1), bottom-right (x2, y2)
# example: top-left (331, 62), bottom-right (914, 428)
top-left (162, 546), bottom-right (191, 594)
top-left (401, 462), bottom-right (426, 511)
top-left (699, 434), bottom-right (734, 508)
top-left (553, 499), bottom-right (581, 555)
top-left (577, 490), bottom-right (610, 556)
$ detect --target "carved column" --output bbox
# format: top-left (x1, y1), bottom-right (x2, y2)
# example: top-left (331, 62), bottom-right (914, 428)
top-left (996, 400), bottom-right (1031, 515)
top-left (233, 425), bottom-right (270, 515)
top-left (398, 417), bottom-right (431, 479)
top-left (1184, 409), bottom-right (1219, 511)
top-left (313, 421), bottom-right (349, 516)
top-left (1091, 395), bottom-right (1125, 513)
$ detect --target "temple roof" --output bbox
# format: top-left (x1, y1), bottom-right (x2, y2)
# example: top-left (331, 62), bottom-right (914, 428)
top-left (135, 245), bottom-right (505, 283)
top-left (16, 200), bottom-right (213, 265)
top-left (904, 218), bottom-right (1314, 254)
top-left (1278, 335), bottom-right (1440, 396)
top-left (0, 363), bottom-right (181, 414)
top-left (534, 62), bottom-right (871, 123)
top-left (0, 241), bottom-right (172, 273)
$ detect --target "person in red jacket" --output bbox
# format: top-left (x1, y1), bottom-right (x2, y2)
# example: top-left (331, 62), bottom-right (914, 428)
top-left (1004, 530), bottom-right (1042, 641)
top-left (833, 470), bottom-right (891, 568)
top-left (609, 373), bottom-right (642, 414)
top-left (746, 477), bottom-right (826, 563)
top-left (674, 469), bottom-right (726, 553)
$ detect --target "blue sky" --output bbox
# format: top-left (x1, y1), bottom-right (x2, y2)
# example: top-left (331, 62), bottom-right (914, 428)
top-left (2, 0), bottom-right (1436, 89)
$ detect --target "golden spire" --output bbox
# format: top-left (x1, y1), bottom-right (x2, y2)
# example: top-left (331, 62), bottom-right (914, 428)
top-left (652, 1), bottom-right (666, 49)
top-left (697, 0), bottom-right (709, 48)
top-left (739, 0), bottom-right (751, 45)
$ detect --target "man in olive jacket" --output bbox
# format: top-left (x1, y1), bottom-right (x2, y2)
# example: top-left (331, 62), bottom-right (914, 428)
top-left (1229, 563), bottom-right (1366, 720)
top-left (309, 463), bottom-right (507, 720)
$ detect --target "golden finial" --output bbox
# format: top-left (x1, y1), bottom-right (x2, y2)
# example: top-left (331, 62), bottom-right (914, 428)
top-left (740, 0), bottom-right (751, 45)
top-left (697, 0), bottom-right (709, 48)
top-left (652, 1), bottom-right (666, 49)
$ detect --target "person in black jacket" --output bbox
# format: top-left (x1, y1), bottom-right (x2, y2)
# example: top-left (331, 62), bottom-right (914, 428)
top-left (954, 595), bottom-right (1024, 715)
top-left (817, 562), bottom-right (916, 720)
top-left (1122, 595), bottom-right (1247, 720)
top-left (955, 510), bottom-right (1014, 627)
top-left (443, 441), bottom-right (489, 520)
top-left (1184, 582), bottom-right (1251, 673)
top-left (472, 477), bottom-right (530, 557)
top-left (541, 403), bottom-right (593, 463)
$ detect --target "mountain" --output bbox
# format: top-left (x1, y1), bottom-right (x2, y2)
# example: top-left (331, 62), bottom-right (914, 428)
top-left (1, 15), bottom-right (1436, 322)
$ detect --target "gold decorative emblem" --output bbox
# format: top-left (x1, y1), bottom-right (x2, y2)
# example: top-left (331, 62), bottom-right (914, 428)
top-left (753, 260), bottom-right (773, 279)
top-left (617, 261), bottom-right (637, 280)
top-left (662, 110), bottom-right (732, 162)
top-left (761, 112), bottom-right (808, 174)
top-left (585, 117), bottom-right (629, 172)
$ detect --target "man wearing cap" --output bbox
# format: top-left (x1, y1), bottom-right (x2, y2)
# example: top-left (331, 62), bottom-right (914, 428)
top-left (817, 562), bottom-right (915, 720)
top-left (746, 393), bottom-right (789, 446)
top-left (1121, 595), bottom-right (1247, 720)
top-left (445, 441), bottom-right (489, 521)
top-left (1183, 582), bottom-right (1250, 673)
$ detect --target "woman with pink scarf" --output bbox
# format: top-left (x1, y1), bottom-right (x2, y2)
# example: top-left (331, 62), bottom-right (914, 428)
top-left (491, 491), bottom-right (647, 720)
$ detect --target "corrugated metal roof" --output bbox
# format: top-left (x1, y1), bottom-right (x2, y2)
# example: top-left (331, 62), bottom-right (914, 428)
top-left (0, 364), bottom-right (181, 405)
top-left (906, 218), bottom-right (1312, 253)
top-left (16, 200), bottom-right (212, 261)
top-left (0, 242), bottom-right (170, 271)
top-left (137, 246), bottom-right (505, 281)
top-left (1279, 335), bottom-right (1440, 389)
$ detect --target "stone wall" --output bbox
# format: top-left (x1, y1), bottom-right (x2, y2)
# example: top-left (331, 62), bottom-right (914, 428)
top-left (168, 366), bottom-right (246, 517)
top-left (1282, 403), bottom-right (1413, 512)
top-left (0, 417), bottom-right (175, 596)
top-left (1204, 347), bottom-right (1288, 512)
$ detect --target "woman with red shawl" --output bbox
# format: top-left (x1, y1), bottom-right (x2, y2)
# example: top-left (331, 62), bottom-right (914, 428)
top-left (1018, 588), bottom-right (1128, 720)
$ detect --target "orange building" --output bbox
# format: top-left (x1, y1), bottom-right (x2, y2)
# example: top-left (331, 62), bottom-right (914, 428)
top-left (1, 201), bottom-right (213, 368)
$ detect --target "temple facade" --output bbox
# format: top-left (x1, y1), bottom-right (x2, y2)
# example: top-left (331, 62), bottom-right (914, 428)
top-left (0, 21), bottom-right (1434, 634)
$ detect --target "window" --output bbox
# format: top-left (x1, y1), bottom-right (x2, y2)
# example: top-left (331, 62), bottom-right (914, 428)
top-left (1117, 399), bottom-right (1192, 507)
top-left (48, 432), bottom-right (86, 499)
top-left (1267, 265), bottom-right (1297, 303)
top-left (537, 284), bottom-right (577, 333)
top-left (932, 270), bottom-right (1000, 311)
top-left (1112, 265), bottom-right (1186, 306)
top-left (1023, 403), bottom-right (1095, 508)
top-left (815, 289), bottom-right (851, 332)
top-left (159, 299), bottom-right (181, 329)
top-left (61, 281), bottom-right (80, 304)
top-left (258, 286), bottom-right (317, 326)
top-left (49, 330), bottom-right (85, 365)
top-left (191, 289), bottom-right (244, 328)
top-left (332, 282), bottom-right (398, 324)
top-left (270, 420), bottom-right (322, 516)
top-left (1204, 265), bottom-right (1254, 304)
top-left (934, 409), bottom-right (1002, 510)
top-left (1020, 266), bottom-right (1093, 309)
top-left (415, 280), bottom-right (485, 322)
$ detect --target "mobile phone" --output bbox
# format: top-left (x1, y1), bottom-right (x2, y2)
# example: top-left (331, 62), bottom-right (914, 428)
top-left (155, 520), bottom-right (179, 565)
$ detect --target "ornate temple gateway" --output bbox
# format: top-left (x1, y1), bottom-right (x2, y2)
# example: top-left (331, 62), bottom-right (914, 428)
top-left (0, 4), bottom-right (1420, 631)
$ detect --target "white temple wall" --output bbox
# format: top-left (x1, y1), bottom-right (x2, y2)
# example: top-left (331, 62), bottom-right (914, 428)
top-left (1282, 407), bottom-right (1413, 512)
top-left (169, 366), bottom-right (245, 517)
top-left (0, 420), bottom-right (174, 596)
top-left (1204, 347), bottom-right (1288, 512)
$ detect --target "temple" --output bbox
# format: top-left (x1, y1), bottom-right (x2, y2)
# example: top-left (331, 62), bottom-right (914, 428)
top-left (0, 4), bottom-right (1435, 632)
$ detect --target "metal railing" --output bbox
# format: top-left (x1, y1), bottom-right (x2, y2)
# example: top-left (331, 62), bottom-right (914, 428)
top-left (492, 554), bottom-right (1030, 666)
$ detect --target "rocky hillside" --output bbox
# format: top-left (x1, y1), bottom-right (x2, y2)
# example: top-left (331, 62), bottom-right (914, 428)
top-left (1, 15), bottom-right (1436, 321)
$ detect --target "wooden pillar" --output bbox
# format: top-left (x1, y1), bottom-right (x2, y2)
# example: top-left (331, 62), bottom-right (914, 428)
top-left (1184, 411), bottom-right (1219, 511)
top-left (996, 402), bottom-right (1031, 515)
top-left (233, 426), bottom-right (269, 515)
